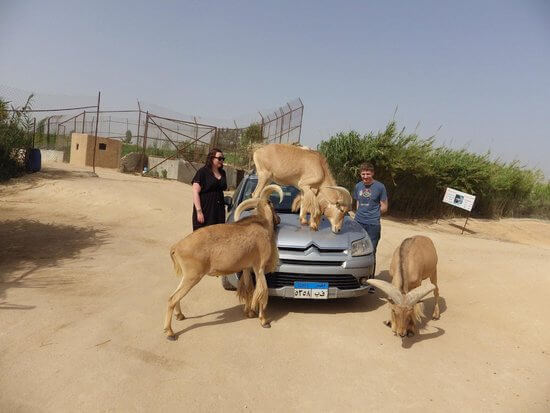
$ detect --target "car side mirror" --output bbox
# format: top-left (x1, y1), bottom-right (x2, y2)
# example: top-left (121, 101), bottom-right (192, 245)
top-left (224, 195), bottom-right (233, 210)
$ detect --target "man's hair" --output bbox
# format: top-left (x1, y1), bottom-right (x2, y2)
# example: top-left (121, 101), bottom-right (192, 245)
top-left (360, 163), bottom-right (375, 173)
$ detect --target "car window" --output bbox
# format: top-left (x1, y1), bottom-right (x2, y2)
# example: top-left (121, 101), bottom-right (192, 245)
top-left (240, 179), bottom-right (300, 213)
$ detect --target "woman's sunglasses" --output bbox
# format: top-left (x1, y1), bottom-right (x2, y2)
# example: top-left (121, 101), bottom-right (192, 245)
top-left (214, 156), bottom-right (225, 161)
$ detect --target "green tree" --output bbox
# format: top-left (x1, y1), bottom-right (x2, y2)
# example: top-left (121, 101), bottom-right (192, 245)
top-left (124, 129), bottom-right (132, 143)
top-left (240, 123), bottom-right (263, 146)
top-left (0, 94), bottom-right (34, 180)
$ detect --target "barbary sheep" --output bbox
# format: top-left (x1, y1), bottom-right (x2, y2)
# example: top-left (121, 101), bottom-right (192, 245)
top-left (251, 143), bottom-right (352, 233)
top-left (163, 184), bottom-right (283, 340)
top-left (367, 235), bottom-right (440, 337)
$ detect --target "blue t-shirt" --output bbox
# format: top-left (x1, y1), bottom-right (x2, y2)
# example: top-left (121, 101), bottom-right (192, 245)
top-left (353, 180), bottom-right (387, 225)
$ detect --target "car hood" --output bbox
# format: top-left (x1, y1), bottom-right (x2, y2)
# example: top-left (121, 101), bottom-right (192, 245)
top-left (275, 213), bottom-right (366, 250)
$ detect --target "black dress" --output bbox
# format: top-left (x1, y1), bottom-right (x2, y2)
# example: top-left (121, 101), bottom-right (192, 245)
top-left (192, 166), bottom-right (227, 231)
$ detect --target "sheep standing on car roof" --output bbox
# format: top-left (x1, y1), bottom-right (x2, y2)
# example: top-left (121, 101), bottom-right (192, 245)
top-left (251, 144), bottom-right (352, 233)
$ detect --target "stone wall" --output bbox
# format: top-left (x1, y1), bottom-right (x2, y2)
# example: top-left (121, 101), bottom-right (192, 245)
top-left (148, 156), bottom-right (243, 189)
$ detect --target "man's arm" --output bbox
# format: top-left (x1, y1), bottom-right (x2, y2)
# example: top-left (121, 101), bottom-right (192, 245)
top-left (380, 199), bottom-right (388, 214)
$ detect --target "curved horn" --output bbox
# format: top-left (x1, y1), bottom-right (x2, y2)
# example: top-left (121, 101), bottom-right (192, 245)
top-left (324, 186), bottom-right (353, 206)
top-left (404, 283), bottom-right (436, 307)
top-left (366, 279), bottom-right (404, 305)
top-left (234, 198), bottom-right (260, 221)
top-left (259, 184), bottom-right (284, 203)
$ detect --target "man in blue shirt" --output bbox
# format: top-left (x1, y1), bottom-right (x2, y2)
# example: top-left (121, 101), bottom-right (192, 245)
top-left (353, 163), bottom-right (388, 279)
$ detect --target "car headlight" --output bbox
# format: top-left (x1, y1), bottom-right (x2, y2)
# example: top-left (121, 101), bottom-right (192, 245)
top-left (350, 238), bottom-right (373, 257)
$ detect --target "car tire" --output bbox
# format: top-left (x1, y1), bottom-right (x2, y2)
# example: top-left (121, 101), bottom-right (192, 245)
top-left (221, 276), bottom-right (236, 291)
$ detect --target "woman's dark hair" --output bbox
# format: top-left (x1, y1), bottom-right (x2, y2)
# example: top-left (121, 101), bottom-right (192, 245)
top-left (206, 147), bottom-right (223, 168)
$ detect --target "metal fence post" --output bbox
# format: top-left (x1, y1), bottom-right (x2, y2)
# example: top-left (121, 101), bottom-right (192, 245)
top-left (92, 91), bottom-right (101, 174)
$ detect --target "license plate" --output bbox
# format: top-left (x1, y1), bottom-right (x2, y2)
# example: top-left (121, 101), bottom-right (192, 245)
top-left (293, 281), bottom-right (329, 299)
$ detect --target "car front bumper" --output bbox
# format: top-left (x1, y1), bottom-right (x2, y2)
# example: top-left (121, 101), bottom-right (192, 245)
top-left (225, 252), bottom-right (374, 299)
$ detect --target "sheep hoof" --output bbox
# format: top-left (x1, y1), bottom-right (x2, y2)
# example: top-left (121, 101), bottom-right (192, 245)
top-left (175, 314), bottom-right (185, 321)
top-left (166, 334), bottom-right (177, 341)
top-left (383, 320), bottom-right (391, 327)
top-left (407, 331), bottom-right (415, 337)
top-left (262, 322), bottom-right (271, 328)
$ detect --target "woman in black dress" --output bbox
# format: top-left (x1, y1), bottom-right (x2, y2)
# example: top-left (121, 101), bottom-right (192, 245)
top-left (191, 147), bottom-right (227, 231)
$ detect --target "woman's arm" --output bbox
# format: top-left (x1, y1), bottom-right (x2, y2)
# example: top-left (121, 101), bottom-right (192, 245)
top-left (192, 182), bottom-right (204, 223)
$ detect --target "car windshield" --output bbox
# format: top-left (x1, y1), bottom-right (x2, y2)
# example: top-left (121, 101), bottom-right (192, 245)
top-left (240, 178), bottom-right (300, 213)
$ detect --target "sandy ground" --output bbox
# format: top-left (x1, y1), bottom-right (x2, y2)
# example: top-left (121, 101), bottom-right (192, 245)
top-left (1, 162), bottom-right (550, 412)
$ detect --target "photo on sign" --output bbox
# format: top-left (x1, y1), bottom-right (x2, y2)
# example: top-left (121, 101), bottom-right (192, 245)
top-left (453, 194), bottom-right (464, 206)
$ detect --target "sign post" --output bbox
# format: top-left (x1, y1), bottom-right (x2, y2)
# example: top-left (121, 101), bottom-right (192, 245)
top-left (442, 188), bottom-right (476, 234)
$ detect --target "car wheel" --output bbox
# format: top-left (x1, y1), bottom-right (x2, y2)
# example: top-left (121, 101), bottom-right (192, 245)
top-left (221, 275), bottom-right (236, 291)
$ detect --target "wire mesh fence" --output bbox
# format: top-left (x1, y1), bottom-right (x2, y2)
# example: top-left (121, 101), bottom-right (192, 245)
top-left (1, 84), bottom-right (303, 172)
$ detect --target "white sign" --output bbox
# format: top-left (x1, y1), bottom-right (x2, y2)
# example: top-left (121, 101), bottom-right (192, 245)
top-left (443, 187), bottom-right (476, 212)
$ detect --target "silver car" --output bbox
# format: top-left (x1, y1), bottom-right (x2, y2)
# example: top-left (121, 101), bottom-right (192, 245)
top-left (222, 174), bottom-right (375, 299)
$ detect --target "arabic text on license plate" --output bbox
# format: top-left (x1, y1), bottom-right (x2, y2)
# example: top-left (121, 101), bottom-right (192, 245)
top-left (294, 281), bottom-right (329, 299)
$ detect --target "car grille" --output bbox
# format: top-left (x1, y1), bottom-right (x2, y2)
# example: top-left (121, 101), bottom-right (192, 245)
top-left (279, 247), bottom-right (345, 253)
top-left (279, 259), bottom-right (344, 266)
top-left (267, 272), bottom-right (360, 290)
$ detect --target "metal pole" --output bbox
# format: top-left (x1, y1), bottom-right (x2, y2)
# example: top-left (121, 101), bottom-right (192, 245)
top-left (136, 101), bottom-right (142, 148)
top-left (32, 118), bottom-right (36, 148)
top-left (92, 91), bottom-right (101, 174)
top-left (278, 108), bottom-right (283, 143)
top-left (297, 98), bottom-right (304, 144)
top-left (436, 202), bottom-right (443, 224)
top-left (82, 111), bottom-right (86, 133)
top-left (461, 212), bottom-right (471, 235)
top-left (287, 103), bottom-right (293, 143)
top-left (140, 111), bottom-right (149, 173)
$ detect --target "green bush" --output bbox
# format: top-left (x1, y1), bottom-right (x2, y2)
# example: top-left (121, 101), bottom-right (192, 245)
top-left (319, 122), bottom-right (550, 219)
top-left (0, 96), bottom-right (34, 181)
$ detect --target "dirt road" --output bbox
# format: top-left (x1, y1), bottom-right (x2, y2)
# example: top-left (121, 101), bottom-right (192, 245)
top-left (1, 162), bottom-right (549, 412)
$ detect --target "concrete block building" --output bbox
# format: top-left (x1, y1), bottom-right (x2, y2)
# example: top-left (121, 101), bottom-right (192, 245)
top-left (69, 133), bottom-right (122, 169)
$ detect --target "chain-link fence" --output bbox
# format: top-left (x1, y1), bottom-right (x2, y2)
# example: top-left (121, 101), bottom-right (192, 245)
top-left (1, 85), bottom-right (303, 172)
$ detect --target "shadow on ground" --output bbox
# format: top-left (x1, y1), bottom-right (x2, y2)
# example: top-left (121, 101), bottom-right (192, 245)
top-left (449, 222), bottom-right (476, 234)
top-left (170, 304), bottom-right (247, 339)
top-left (267, 294), bottom-right (387, 323)
top-left (0, 219), bottom-right (108, 310)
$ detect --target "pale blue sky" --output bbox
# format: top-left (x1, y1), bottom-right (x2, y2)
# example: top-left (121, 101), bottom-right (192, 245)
top-left (1, 0), bottom-right (549, 177)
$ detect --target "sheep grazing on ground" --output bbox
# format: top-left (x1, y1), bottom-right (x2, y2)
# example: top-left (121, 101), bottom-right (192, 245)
top-left (251, 143), bottom-right (352, 233)
top-left (367, 235), bottom-right (440, 338)
top-left (163, 184), bottom-right (283, 341)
